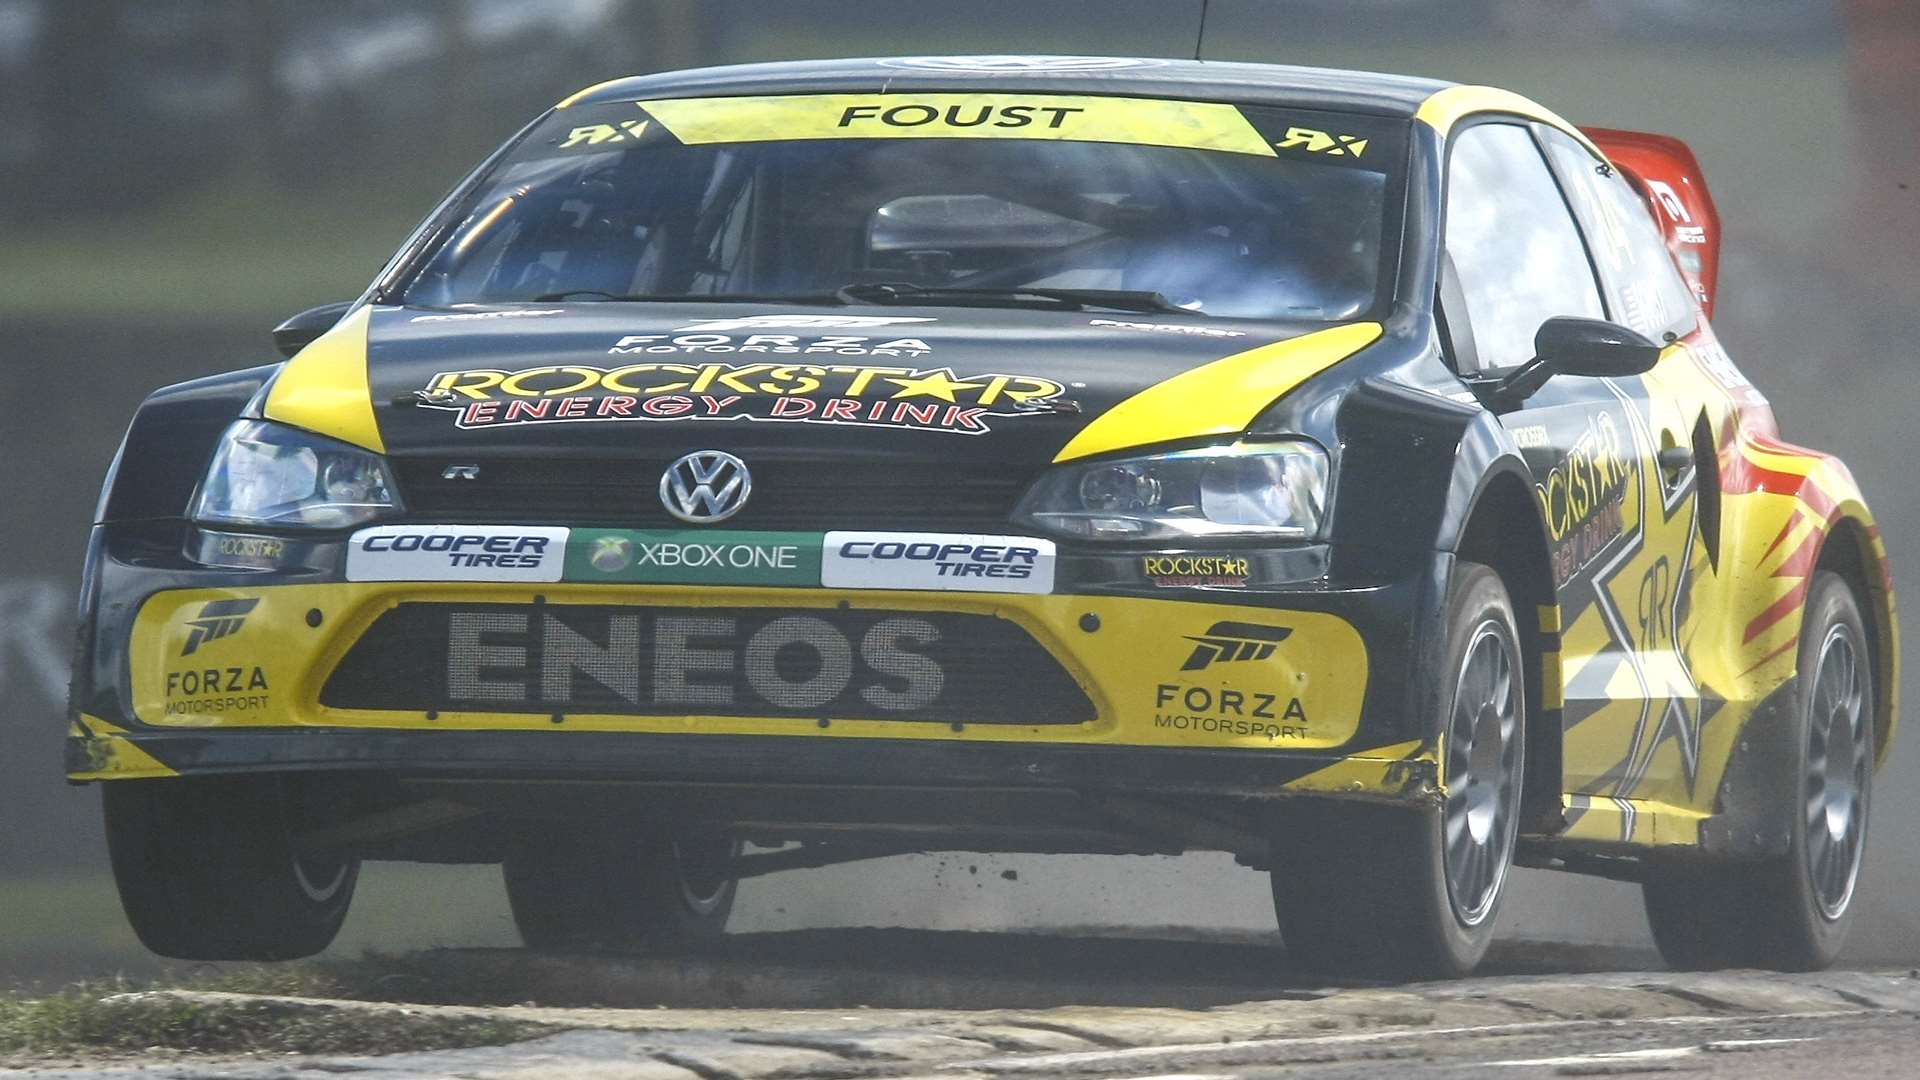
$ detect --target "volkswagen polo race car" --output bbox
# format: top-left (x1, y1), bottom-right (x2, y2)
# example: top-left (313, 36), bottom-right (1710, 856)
top-left (70, 55), bottom-right (1898, 978)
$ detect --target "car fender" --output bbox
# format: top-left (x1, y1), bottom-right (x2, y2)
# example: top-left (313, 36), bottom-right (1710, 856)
top-left (1324, 378), bottom-right (1559, 770)
top-left (1434, 411), bottom-right (1543, 560)
top-left (1719, 432), bottom-right (1898, 766)
top-left (1696, 431), bottom-right (1898, 859)
top-left (97, 366), bottom-right (277, 523)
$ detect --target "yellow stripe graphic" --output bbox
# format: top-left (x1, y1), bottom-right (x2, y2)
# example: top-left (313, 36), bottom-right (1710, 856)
top-left (1283, 738), bottom-right (1433, 797)
top-left (643, 94), bottom-right (1279, 156)
top-left (555, 77), bottom-right (634, 109)
top-left (1415, 85), bottom-right (1604, 158)
top-left (1054, 321), bottom-right (1382, 462)
top-left (1540, 649), bottom-right (1564, 711)
top-left (1537, 604), bottom-right (1563, 633)
top-left (68, 714), bottom-right (179, 780)
top-left (263, 306), bottom-right (385, 453)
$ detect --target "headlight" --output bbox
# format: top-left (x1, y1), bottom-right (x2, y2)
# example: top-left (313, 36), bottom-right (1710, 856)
top-left (191, 420), bottom-right (400, 530)
top-left (1014, 440), bottom-right (1328, 541)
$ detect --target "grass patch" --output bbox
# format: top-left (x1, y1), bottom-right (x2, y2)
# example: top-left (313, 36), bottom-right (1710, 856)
top-left (0, 949), bottom-right (573, 1065)
top-left (164, 954), bottom-right (489, 1005)
top-left (0, 172), bottom-right (432, 321)
top-left (192, 950), bottom-right (595, 1009)
top-left (0, 979), bottom-right (554, 1063)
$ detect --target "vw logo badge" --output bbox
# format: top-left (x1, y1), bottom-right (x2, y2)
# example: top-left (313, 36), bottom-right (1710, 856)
top-left (660, 450), bottom-right (751, 524)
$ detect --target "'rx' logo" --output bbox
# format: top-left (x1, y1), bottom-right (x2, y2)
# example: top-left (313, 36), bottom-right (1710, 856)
top-left (1276, 127), bottom-right (1369, 157)
top-left (560, 118), bottom-right (650, 148)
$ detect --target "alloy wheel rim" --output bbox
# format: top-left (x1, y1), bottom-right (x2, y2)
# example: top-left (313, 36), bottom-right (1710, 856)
top-left (1805, 622), bottom-right (1870, 921)
top-left (275, 776), bottom-right (351, 903)
top-left (1443, 620), bottom-right (1523, 928)
top-left (674, 835), bottom-right (737, 914)
top-left (292, 855), bottom-right (351, 903)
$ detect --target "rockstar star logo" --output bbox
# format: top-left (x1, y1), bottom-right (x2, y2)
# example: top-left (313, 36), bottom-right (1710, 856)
top-left (1623, 504), bottom-right (1705, 794)
top-left (886, 368), bottom-right (982, 403)
top-left (1555, 382), bottom-right (1714, 842)
top-left (1583, 385), bottom-right (1705, 806)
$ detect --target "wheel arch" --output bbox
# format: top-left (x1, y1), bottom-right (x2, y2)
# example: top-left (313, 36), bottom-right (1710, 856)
top-left (1448, 458), bottom-right (1562, 831)
top-left (1816, 513), bottom-right (1899, 768)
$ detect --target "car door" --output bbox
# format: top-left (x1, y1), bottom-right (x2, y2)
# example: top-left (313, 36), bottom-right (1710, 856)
top-left (1438, 119), bottom-right (1700, 841)
top-left (1538, 127), bottom-right (1725, 819)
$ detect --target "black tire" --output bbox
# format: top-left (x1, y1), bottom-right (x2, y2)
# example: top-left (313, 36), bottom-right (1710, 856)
top-left (1271, 562), bottom-right (1525, 980)
top-left (1644, 571), bottom-right (1874, 971)
top-left (103, 776), bottom-right (359, 961)
top-left (504, 825), bottom-right (739, 952)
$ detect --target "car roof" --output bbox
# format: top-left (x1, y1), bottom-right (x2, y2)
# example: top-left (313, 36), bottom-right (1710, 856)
top-left (558, 55), bottom-right (1457, 118)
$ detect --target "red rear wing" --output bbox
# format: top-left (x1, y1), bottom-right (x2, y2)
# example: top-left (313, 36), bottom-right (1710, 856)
top-left (1584, 127), bottom-right (1722, 319)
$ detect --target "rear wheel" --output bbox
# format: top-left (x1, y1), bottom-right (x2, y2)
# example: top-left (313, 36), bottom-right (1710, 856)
top-left (1643, 571), bottom-right (1873, 971)
top-left (504, 825), bottom-right (739, 952)
top-left (104, 775), bottom-right (359, 961)
top-left (1271, 562), bottom-right (1525, 980)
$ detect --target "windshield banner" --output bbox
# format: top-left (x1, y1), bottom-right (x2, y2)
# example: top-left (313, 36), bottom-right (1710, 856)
top-left (634, 93), bottom-right (1280, 156)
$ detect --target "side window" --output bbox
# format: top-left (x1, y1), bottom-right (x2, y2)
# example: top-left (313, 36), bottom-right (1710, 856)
top-left (1444, 123), bottom-right (1605, 372)
top-left (1540, 128), bottom-right (1698, 341)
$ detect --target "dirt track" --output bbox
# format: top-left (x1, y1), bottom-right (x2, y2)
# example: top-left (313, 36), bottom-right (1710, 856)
top-left (8, 931), bottom-right (1920, 1078)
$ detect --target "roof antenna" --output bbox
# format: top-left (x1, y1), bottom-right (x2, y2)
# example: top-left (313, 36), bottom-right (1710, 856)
top-left (1192, 0), bottom-right (1209, 61)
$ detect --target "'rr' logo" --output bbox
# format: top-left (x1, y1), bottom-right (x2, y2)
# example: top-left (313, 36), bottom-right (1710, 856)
top-left (1636, 556), bottom-right (1673, 652)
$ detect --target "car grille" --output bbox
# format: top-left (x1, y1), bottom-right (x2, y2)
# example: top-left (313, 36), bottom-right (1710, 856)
top-left (321, 602), bottom-right (1094, 725)
top-left (394, 458), bottom-right (1030, 532)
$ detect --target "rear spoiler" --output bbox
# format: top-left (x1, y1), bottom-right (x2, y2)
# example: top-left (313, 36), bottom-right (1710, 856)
top-left (1584, 128), bottom-right (1722, 319)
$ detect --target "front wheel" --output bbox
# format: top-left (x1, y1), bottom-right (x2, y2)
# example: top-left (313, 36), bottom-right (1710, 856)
top-left (1271, 562), bottom-right (1525, 980)
top-left (1643, 571), bottom-right (1874, 971)
top-left (104, 775), bottom-right (359, 961)
top-left (504, 825), bottom-right (739, 952)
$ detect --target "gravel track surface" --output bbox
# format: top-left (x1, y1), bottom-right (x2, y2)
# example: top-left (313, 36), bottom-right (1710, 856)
top-left (7, 931), bottom-right (1919, 1077)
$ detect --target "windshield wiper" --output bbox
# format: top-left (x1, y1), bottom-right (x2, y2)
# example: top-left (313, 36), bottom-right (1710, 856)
top-left (530, 290), bottom-right (846, 304)
top-left (834, 282), bottom-right (1194, 314)
top-left (526, 284), bottom-right (1198, 315)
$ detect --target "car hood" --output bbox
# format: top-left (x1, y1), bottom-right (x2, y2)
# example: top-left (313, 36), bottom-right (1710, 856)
top-left (264, 303), bottom-right (1382, 469)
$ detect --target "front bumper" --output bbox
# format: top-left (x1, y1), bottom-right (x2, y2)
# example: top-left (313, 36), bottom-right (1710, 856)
top-left (67, 721), bottom-right (1436, 803)
top-left (69, 522), bottom-right (1450, 804)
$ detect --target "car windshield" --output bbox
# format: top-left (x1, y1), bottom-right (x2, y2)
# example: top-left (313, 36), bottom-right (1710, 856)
top-left (400, 94), bottom-right (1407, 321)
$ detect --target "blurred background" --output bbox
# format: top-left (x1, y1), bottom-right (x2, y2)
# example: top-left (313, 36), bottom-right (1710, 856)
top-left (3, 0), bottom-right (1915, 985)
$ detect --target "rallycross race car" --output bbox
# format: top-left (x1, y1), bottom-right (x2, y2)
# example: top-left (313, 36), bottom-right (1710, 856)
top-left (70, 55), bottom-right (1898, 979)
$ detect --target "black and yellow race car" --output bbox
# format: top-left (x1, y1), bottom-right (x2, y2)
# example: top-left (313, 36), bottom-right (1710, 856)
top-left (70, 55), bottom-right (1898, 979)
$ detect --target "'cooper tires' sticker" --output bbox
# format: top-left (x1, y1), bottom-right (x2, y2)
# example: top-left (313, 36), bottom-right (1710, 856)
top-left (822, 532), bottom-right (1055, 594)
top-left (347, 525), bottom-right (570, 582)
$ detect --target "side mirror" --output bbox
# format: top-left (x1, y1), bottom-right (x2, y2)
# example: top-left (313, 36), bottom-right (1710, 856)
top-left (271, 301), bottom-right (355, 358)
top-left (1534, 316), bottom-right (1663, 378)
top-left (1487, 316), bottom-right (1664, 408)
